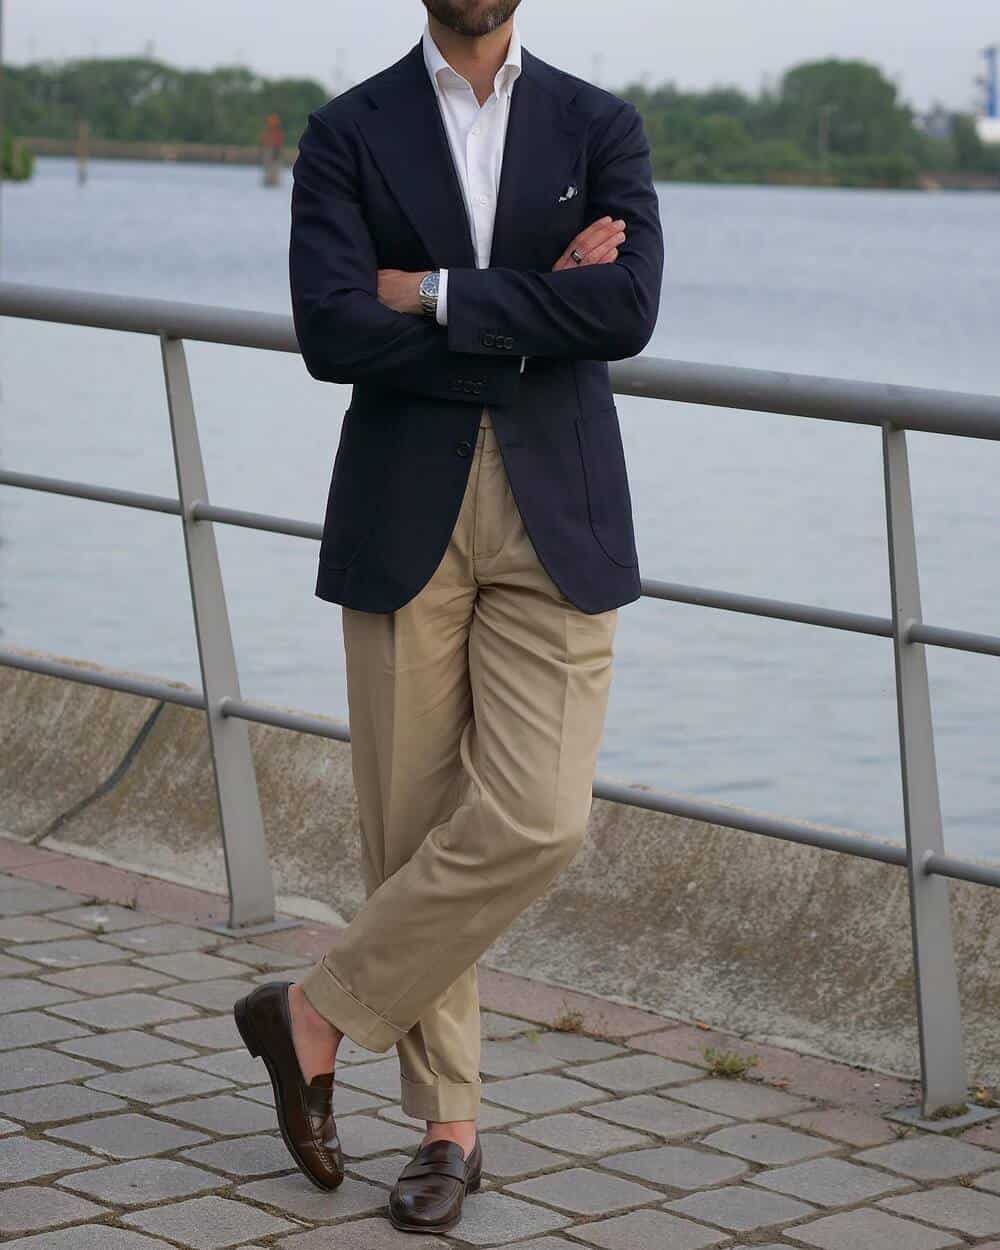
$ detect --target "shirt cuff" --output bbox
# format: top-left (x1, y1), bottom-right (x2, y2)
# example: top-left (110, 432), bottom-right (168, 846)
top-left (435, 269), bottom-right (448, 326)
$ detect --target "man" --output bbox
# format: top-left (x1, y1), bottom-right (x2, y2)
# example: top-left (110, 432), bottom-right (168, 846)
top-left (234, 0), bottom-right (663, 1234)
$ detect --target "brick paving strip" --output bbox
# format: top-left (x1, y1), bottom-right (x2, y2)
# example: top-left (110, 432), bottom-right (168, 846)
top-left (1, 832), bottom-right (999, 1249)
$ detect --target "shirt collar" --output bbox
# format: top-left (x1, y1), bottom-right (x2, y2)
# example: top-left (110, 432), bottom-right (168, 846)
top-left (421, 19), bottom-right (522, 102)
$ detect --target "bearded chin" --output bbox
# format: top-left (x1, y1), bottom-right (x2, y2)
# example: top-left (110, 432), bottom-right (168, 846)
top-left (424, 0), bottom-right (520, 37)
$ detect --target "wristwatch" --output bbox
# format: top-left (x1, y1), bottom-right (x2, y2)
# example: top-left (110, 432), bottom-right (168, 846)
top-left (418, 270), bottom-right (441, 317)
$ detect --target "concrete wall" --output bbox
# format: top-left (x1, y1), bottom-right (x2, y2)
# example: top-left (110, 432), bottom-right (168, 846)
top-left (3, 645), bottom-right (998, 1085)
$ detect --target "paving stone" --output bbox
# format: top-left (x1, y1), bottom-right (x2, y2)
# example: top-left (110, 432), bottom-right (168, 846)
top-left (0, 883), bottom-right (85, 915)
top-left (0, 1047), bottom-right (102, 1092)
top-left (337, 1055), bottom-right (401, 1098)
top-left (345, 1151), bottom-right (412, 1188)
top-left (41, 964), bottom-right (176, 995)
top-left (276, 1220), bottom-right (448, 1248)
top-left (0, 1228), bottom-right (175, 1250)
top-left (855, 1133), bottom-right (999, 1178)
top-left (428, 1189), bottom-right (570, 1243)
top-left (86, 1062), bottom-right (233, 1104)
top-left (879, 1186), bottom-right (1000, 1236)
top-left (478, 1037), bottom-right (562, 1077)
top-left (573, 1053), bottom-right (703, 1093)
top-left (158, 978), bottom-right (254, 1011)
top-left (484, 1241), bottom-right (578, 1250)
top-left (103, 923), bottom-right (223, 954)
top-left (730, 1245), bottom-right (798, 1249)
top-left (0, 916), bottom-right (84, 943)
top-left (532, 1029), bottom-right (625, 1062)
top-left (964, 1121), bottom-right (1000, 1148)
top-left (979, 1170), bottom-right (1000, 1194)
top-left (481, 1010), bottom-right (535, 1039)
top-left (782, 1106), bottom-right (898, 1147)
top-left (57, 1157), bottom-right (223, 1205)
top-left (508, 1164), bottom-right (663, 1214)
top-left (664, 1184), bottom-right (817, 1231)
top-left (159, 1092), bottom-right (277, 1135)
top-left (137, 952), bottom-right (248, 981)
top-left (123, 1195), bottom-right (295, 1247)
top-left (184, 1048), bottom-right (266, 1084)
top-left (236, 1172), bottom-right (388, 1219)
top-left (50, 991), bottom-right (197, 1030)
top-left (790, 1207), bottom-right (962, 1249)
top-left (48, 903), bottom-right (152, 932)
top-left (479, 1130), bottom-right (568, 1177)
top-left (215, 940), bottom-right (309, 968)
top-left (668, 1079), bottom-right (811, 1120)
top-left (702, 1123), bottom-right (836, 1165)
top-left (512, 1111), bottom-right (654, 1155)
top-left (0, 978), bottom-right (80, 1013)
top-left (59, 1028), bottom-right (198, 1068)
top-left (14, 937), bottom-right (131, 967)
top-left (155, 1014), bottom-right (242, 1050)
top-left (482, 1072), bottom-right (606, 1113)
top-left (0, 1134), bottom-right (101, 1180)
top-left (0, 1082), bottom-right (128, 1123)
top-left (587, 1093), bottom-right (734, 1137)
top-left (750, 1155), bottom-right (909, 1205)
top-left (0, 1115), bottom-right (18, 1133)
top-left (0, 1184), bottom-right (108, 1234)
top-left (0, 952), bottom-right (33, 975)
top-left (47, 1111), bottom-right (208, 1158)
top-left (0, 1009), bottom-right (89, 1050)
top-left (599, 1143), bottom-right (749, 1189)
top-left (570, 1208), bottom-right (727, 1249)
top-left (337, 1113), bottom-right (424, 1157)
top-left (182, 1132), bottom-right (294, 1178)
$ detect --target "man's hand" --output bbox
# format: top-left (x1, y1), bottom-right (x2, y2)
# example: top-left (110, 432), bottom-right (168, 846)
top-left (377, 268), bottom-right (432, 315)
top-left (552, 216), bottom-right (626, 272)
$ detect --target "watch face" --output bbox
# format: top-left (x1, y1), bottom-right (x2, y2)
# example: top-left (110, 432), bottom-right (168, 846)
top-left (422, 271), bottom-right (440, 297)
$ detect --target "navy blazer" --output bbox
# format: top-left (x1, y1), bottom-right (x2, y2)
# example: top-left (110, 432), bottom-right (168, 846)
top-left (290, 38), bottom-right (664, 615)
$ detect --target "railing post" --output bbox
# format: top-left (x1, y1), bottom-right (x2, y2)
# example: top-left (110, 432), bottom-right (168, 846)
top-left (161, 333), bottom-right (277, 931)
top-left (882, 421), bottom-right (967, 1117)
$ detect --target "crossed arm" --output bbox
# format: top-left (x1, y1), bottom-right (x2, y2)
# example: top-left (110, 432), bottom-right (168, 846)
top-left (289, 101), bottom-right (664, 403)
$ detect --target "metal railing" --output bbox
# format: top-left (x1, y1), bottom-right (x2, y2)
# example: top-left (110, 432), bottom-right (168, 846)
top-left (2, 280), bottom-right (999, 1118)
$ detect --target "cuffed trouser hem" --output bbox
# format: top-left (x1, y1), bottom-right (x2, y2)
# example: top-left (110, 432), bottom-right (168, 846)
top-left (400, 1073), bottom-right (483, 1122)
top-left (299, 958), bottom-right (403, 1054)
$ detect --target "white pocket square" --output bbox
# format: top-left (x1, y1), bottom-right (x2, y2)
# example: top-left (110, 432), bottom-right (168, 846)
top-left (558, 184), bottom-right (578, 203)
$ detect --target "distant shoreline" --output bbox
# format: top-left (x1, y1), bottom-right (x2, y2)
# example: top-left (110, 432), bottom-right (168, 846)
top-left (23, 137), bottom-right (1000, 191)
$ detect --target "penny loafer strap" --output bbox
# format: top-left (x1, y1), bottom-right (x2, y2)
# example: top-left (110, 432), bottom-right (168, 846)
top-left (398, 1158), bottom-right (468, 1183)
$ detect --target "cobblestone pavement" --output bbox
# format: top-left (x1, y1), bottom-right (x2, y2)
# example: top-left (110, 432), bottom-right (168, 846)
top-left (1, 836), bottom-right (999, 1248)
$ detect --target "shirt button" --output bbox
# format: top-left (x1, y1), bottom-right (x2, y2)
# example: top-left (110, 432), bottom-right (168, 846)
top-left (477, 194), bottom-right (489, 205)
top-left (471, 125), bottom-right (480, 135)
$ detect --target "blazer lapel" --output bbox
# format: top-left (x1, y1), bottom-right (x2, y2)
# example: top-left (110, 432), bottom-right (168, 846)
top-left (356, 42), bottom-right (477, 269)
top-left (489, 48), bottom-right (589, 269)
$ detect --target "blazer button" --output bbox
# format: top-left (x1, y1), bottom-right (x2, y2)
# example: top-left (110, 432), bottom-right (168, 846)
top-left (482, 332), bottom-right (495, 347)
top-left (504, 336), bottom-right (514, 349)
top-left (455, 440), bottom-right (472, 457)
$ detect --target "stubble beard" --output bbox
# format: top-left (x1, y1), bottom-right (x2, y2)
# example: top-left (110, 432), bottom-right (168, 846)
top-left (422, 0), bottom-right (522, 37)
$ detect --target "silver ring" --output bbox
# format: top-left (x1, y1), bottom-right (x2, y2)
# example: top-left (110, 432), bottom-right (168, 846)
top-left (570, 248), bottom-right (584, 265)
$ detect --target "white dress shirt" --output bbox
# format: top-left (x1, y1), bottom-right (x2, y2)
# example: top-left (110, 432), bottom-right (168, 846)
top-left (421, 20), bottom-right (527, 372)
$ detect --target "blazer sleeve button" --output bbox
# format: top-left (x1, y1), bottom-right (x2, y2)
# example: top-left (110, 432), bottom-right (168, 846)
top-left (455, 440), bottom-right (472, 457)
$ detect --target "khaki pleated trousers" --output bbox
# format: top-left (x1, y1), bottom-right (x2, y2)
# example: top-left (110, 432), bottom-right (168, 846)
top-left (300, 407), bottom-right (618, 1121)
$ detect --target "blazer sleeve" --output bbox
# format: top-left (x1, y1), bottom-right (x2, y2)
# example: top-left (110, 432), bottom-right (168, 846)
top-left (443, 101), bottom-right (664, 362)
top-left (289, 110), bottom-right (523, 405)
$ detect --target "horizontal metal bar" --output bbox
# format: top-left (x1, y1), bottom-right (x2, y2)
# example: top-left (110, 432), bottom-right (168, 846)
top-left (908, 621), bottom-right (1000, 659)
top-left (593, 777), bottom-right (909, 866)
top-left (218, 696), bottom-right (349, 741)
top-left (5, 280), bottom-right (1000, 440)
top-left (923, 851), bottom-right (1000, 889)
top-left (5, 468), bottom-right (999, 658)
top-left (0, 647), bottom-right (204, 709)
top-left (4, 644), bottom-right (995, 888)
top-left (642, 578), bottom-right (894, 638)
top-left (0, 469), bottom-right (181, 516)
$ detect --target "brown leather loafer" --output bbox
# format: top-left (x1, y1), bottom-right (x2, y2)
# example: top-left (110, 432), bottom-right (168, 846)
top-left (233, 980), bottom-right (344, 1191)
top-left (388, 1133), bottom-right (482, 1232)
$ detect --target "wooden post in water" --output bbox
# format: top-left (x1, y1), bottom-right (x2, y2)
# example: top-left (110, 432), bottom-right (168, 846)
top-left (260, 113), bottom-right (284, 187)
top-left (77, 119), bottom-right (89, 185)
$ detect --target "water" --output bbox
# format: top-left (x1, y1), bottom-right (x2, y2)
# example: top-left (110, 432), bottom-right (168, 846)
top-left (2, 157), bottom-right (998, 860)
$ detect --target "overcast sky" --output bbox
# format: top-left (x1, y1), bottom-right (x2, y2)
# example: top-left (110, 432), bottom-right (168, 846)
top-left (11, 1), bottom-right (998, 113)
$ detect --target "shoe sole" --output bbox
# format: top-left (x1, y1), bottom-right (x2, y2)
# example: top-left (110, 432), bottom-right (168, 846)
top-left (387, 1171), bottom-right (482, 1233)
top-left (233, 993), bottom-right (344, 1193)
